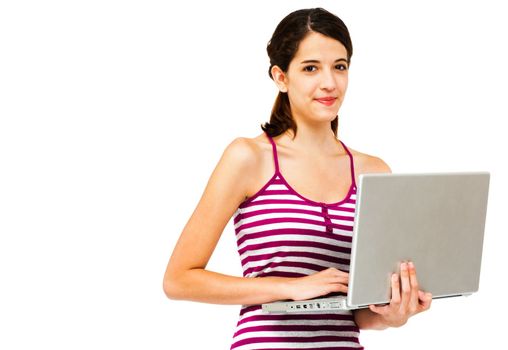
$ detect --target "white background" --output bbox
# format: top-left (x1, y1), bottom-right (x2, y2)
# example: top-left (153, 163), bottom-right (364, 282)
top-left (1, 0), bottom-right (507, 349)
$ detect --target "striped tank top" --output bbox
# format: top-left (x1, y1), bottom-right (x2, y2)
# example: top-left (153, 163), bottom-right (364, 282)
top-left (230, 132), bottom-right (363, 350)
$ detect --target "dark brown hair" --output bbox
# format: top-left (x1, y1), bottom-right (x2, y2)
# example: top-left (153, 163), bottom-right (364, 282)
top-left (261, 8), bottom-right (353, 138)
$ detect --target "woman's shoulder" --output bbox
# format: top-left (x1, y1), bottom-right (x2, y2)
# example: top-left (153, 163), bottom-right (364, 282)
top-left (227, 133), bottom-right (269, 150)
top-left (346, 146), bottom-right (392, 174)
top-left (223, 133), bottom-right (267, 158)
top-left (218, 134), bottom-right (272, 201)
top-left (219, 133), bottom-right (269, 173)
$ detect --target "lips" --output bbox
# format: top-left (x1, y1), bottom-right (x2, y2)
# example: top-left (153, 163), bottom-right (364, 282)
top-left (315, 97), bottom-right (337, 106)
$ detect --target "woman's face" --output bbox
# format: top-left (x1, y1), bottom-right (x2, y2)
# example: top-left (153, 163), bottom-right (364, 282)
top-left (276, 31), bottom-right (349, 126)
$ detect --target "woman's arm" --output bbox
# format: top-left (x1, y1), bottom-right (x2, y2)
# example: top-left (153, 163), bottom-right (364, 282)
top-left (354, 308), bottom-right (388, 330)
top-left (163, 137), bottom-right (349, 305)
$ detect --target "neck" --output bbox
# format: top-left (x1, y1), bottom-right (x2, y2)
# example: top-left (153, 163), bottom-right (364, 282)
top-left (281, 123), bottom-right (342, 156)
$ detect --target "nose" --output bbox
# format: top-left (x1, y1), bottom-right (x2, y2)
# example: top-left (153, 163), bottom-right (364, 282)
top-left (320, 68), bottom-right (337, 91)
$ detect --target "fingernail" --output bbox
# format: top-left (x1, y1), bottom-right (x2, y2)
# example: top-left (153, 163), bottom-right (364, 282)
top-left (408, 261), bottom-right (414, 268)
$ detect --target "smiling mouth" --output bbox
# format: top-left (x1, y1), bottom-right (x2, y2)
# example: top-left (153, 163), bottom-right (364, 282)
top-left (315, 98), bottom-right (336, 106)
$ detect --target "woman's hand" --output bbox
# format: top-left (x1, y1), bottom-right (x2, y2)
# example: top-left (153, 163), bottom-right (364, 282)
top-left (286, 267), bottom-right (349, 301)
top-left (368, 261), bottom-right (432, 327)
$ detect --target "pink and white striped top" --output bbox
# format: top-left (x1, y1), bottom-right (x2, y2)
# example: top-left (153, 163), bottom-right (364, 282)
top-left (230, 132), bottom-right (363, 350)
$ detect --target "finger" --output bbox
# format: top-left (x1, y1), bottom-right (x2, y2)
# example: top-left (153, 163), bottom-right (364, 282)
top-left (369, 304), bottom-right (388, 316)
top-left (326, 268), bottom-right (349, 284)
top-left (335, 269), bottom-right (349, 280)
top-left (329, 282), bottom-right (348, 294)
top-left (418, 290), bottom-right (433, 311)
top-left (327, 284), bottom-right (348, 294)
top-left (326, 267), bottom-right (349, 279)
top-left (399, 262), bottom-right (411, 311)
top-left (337, 271), bottom-right (349, 283)
top-left (325, 274), bottom-right (349, 285)
top-left (390, 273), bottom-right (401, 305)
top-left (408, 261), bottom-right (420, 313)
top-left (338, 283), bottom-right (349, 293)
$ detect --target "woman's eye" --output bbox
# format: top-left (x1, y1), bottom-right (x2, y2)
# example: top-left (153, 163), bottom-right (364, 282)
top-left (303, 65), bottom-right (347, 72)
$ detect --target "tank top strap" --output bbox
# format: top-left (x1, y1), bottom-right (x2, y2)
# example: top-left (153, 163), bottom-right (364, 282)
top-left (339, 140), bottom-right (357, 190)
top-left (264, 132), bottom-right (280, 174)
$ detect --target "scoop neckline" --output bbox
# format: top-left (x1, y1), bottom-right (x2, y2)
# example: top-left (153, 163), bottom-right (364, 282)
top-left (276, 170), bottom-right (356, 207)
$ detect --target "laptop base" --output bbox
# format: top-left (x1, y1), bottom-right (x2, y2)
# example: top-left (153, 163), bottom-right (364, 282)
top-left (262, 297), bottom-right (353, 313)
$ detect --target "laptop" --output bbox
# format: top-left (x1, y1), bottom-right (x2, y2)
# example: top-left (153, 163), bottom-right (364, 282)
top-left (262, 172), bottom-right (490, 313)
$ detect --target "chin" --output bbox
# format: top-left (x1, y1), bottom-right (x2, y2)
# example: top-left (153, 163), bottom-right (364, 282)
top-left (315, 112), bottom-right (339, 122)
top-left (299, 107), bottom-right (339, 123)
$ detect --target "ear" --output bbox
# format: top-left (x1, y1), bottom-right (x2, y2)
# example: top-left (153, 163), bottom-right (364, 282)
top-left (270, 65), bottom-right (288, 93)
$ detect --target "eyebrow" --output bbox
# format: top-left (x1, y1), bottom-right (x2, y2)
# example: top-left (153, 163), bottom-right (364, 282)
top-left (300, 58), bottom-right (348, 64)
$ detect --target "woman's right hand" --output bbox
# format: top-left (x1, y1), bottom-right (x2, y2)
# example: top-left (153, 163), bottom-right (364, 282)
top-left (286, 267), bottom-right (349, 301)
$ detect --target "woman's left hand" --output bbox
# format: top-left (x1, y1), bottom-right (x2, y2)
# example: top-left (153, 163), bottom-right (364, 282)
top-left (368, 261), bottom-right (432, 328)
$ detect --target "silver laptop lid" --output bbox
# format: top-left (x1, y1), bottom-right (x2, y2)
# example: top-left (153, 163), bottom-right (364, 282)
top-left (348, 172), bottom-right (490, 308)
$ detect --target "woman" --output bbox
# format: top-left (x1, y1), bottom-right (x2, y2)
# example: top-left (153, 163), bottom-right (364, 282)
top-left (163, 7), bottom-right (432, 349)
